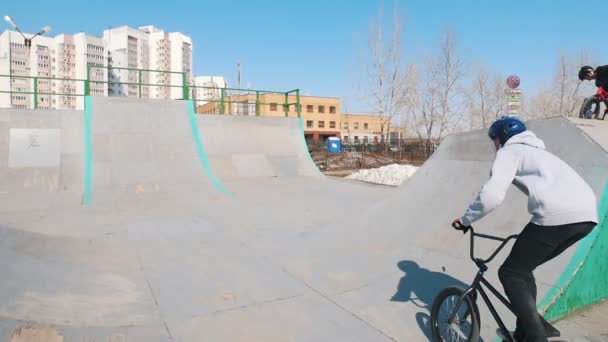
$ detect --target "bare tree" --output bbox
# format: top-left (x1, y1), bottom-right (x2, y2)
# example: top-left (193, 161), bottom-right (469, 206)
top-left (490, 75), bottom-right (508, 121)
top-left (436, 30), bottom-right (466, 136)
top-left (466, 66), bottom-right (490, 129)
top-left (524, 87), bottom-right (554, 119)
top-left (406, 30), bottom-right (465, 141)
top-left (363, 3), bottom-right (409, 146)
top-left (527, 50), bottom-right (594, 118)
top-left (555, 51), bottom-right (584, 116)
top-left (406, 64), bottom-right (441, 139)
top-left (465, 67), bottom-right (508, 129)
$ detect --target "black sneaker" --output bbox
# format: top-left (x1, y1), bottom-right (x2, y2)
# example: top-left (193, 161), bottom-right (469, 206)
top-left (540, 316), bottom-right (561, 338)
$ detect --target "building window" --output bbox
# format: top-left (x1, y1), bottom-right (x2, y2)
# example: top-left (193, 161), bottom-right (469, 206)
top-left (270, 103), bottom-right (278, 111)
top-left (364, 123), bottom-right (369, 130)
top-left (363, 136), bottom-right (369, 144)
top-left (307, 120), bottom-right (313, 128)
top-left (354, 136), bottom-right (359, 143)
top-left (307, 105), bottom-right (313, 113)
top-left (343, 123), bottom-right (348, 129)
top-left (329, 121), bottom-right (336, 129)
top-left (318, 121), bottom-right (325, 128)
top-left (318, 105), bottom-right (325, 113)
top-left (354, 122), bottom-right (359, 129)
top-left (343, 136), bottom-right (349, 142)
top-left (329, 106), bottom-right (336, 114)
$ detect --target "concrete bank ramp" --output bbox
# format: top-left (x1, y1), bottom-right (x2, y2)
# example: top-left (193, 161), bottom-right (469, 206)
top-left (0, 97), bottom-right (606, 342)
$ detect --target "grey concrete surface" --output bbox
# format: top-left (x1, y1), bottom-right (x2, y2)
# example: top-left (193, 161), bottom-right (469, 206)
top-left (0, 99), bottom-right (606, 342)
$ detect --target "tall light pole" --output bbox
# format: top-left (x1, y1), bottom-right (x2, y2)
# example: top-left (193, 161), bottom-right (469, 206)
top-left (4, 15), bottom-right (51, 47)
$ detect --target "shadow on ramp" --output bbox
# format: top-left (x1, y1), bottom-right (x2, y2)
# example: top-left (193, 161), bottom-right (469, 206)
top-left (390, 260), bottom-right (484, 341)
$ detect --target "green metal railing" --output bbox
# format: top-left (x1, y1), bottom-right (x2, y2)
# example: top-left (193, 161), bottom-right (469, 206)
top-left (86, 65), bottom-right (190, 100)
top-left (0, 74), bottom-right (86, 109)
top-left (0, 65), bottom-right (301, 117)
top-left (189, 86), bottom-right (302, 117)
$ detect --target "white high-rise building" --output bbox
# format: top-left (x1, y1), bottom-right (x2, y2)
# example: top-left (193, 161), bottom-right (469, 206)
top-left (102, 26), bottom-right (150, 98)
top-left (167, 31), bottom-right (193, 99)
top-left (0, 30), bottom-right (54, 109)
top-left (0, 30), bottom-right (107, 110)
top-left (103, 25), bottom-right (192, 100)
top-left (193, 76), bottom-right (227, 105)
top-left (54, 34), bottom-right (77, 110)
top-left (1, 24), bottom-right (194, 109)
top-left (74, 32), bottom-right (108, 106)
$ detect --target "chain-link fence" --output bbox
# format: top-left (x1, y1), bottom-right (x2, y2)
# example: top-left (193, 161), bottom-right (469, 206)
top-left (308, 138), bottom-right (438, 172)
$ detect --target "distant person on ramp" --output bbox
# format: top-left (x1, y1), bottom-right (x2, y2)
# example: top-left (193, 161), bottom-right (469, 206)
top-left (452, 116), bottom-right (598, 341)
top-left (578, 65), bottom-right (608, 89)
top-left (579, 65), bottom-right (608, 119)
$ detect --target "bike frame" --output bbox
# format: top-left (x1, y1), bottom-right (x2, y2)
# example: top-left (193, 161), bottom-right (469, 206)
top-left (591, 87), bottom-right (608, 120)
top-left (447, 227), bottom-right (519, 342)
top-left (597, 86), bottom-right (608, 102)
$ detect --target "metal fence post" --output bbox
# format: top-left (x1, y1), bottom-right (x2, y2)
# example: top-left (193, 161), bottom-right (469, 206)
top-left (296, 89), bottom-right (301, 118)
top-left (138, 69), bottom-right (142, 98)
top-left (220, 88), bottom-right (225, 114)
top-left (182, 72), bottom-right (189, 100)
top-left (284, 92), bottom-right (288, 117)
top-left (33, 77), bottom-right (38, 109)
top-left (85, 65), bottom-right (91, 96)
top-left (256, 91), bottom-right (260, 116)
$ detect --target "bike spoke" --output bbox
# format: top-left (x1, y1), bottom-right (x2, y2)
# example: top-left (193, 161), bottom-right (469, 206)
top-left (437, 294), bottom-right (472, 342)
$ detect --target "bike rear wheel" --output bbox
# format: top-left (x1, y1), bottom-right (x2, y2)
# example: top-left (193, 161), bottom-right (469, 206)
top-left (431, 286), bottom-right (480, 342)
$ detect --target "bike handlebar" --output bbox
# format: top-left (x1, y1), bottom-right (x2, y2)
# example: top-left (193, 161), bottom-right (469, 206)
top-left (455, 225), bottom-right (518, 265)
top-left (452, 221), bottom-right (470, 233)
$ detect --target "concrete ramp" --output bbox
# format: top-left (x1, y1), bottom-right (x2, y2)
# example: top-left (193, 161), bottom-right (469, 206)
top-left (89, 97), bottom-right (219, 209)
top-left (0, 97), bottom-right (606, 342)
top-left (337, 117), bottom-right (608, 339)
top-left (196, 114), bottom-right (320, 181)
top-left (0, 108), bottom-right (84, 213)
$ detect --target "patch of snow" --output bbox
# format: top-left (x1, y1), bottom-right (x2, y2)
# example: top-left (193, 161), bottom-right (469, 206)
top-left (346, 164), bottom-right (419, 186)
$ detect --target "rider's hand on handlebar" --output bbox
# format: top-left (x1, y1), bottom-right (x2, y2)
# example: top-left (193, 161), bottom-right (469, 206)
top-left (452, 218), bottom-right (471, 234)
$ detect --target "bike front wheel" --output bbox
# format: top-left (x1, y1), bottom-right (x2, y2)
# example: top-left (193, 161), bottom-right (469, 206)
top-left (579, 97), bottom-right (600, 119)
top-left (430, 286), bottom-right (480, 342)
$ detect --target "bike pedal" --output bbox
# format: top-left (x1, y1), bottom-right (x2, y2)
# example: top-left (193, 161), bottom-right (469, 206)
top-left (496, 328), bottom-right (514, 341)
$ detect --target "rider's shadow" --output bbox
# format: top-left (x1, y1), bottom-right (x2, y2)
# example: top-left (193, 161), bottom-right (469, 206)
top-left (391, 260), bottom-right (485, 342)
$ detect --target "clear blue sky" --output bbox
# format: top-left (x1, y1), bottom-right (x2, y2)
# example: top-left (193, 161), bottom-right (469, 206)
top-left (3, 0), bottom-right (605, 112)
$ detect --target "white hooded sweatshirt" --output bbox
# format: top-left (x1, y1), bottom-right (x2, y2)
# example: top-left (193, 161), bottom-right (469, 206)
top-left (461, 131), bottom-right (598, 227)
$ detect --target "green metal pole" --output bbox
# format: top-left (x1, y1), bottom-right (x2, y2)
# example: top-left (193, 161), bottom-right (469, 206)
top-left (220, 88), bottom-right (225, 114)
top-left (284, 92), bottom-right (288, 117)
top-left (138, 69), bottom-right (142, 98)
top-left (296, 89), bottom-right (301, 118)
top-left (182, 72), bottom-right (189, 100)
top-left (85, 65), bottom-right (90, 96)
top-left (256, 91), bottom-right (260, 116)
top-left (33, 77), bottom-right (38, 109)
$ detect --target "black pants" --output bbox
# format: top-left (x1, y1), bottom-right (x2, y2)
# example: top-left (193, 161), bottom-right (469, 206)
top-left (498, 221), bottom-right (596, 342)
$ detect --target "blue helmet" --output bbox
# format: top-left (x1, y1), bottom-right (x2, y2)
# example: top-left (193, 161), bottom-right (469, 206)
top-left (488, 116), bottom-right (527, 145)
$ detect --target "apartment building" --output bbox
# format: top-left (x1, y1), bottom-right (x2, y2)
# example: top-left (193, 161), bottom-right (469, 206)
top-left (196, 94), bottom-right (342, 142)
top-left (340, 113), bottom-right (392, 144)
top-left (1, 24), bottom-right (194, 109)
top-left (103, 26), bottom-right (150, 98)
top-left (54, 34), bottom-right (78, 109)
top-left (298, 96), bottom-right (341, 142)
top-left (0, 30), bottom-right (52, 109)
top-left (103, 25), bottom-right (192, 100)
top-left (0, 30), bottom-right (107, 110)
top-left (193, 76), bottom-right (227, 105)
top-left (74, 32), bottom-right (107, 104)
